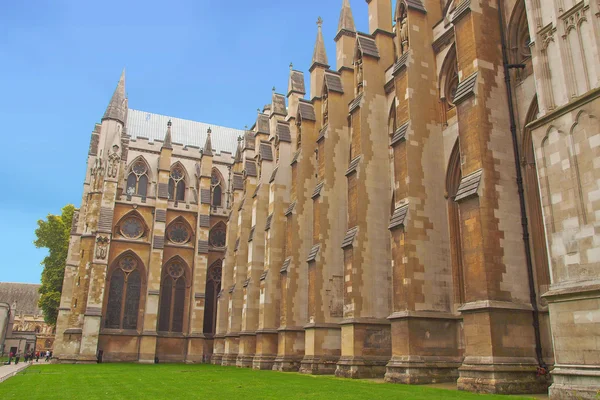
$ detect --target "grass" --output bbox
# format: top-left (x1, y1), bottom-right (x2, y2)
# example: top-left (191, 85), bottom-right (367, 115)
top-left (0, 363), bottom-right (541, 400)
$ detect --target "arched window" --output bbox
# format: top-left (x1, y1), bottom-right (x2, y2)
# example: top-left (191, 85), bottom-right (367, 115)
top-left (211, 169), bottom-right (223, 208)
top-left (508, 0), bottom-right (532, 81)
top-left (105, 253), bottom-right (143, 330)
top-left (126, 158), bottom-right (150, 197)
top-left (158, 257), bottom-right (188, 333)
top-left (446, 140), bottom-right (465, 307)
top-left (203, 260), bottom-right (222, 335)
top-left (116, 212), bottom-right (147, 240)
top-left (168, 163), bottom-right (186, 201)
top-left (166, 217), bottom-right (193, 245)
top-left (441, 47), bottom-right (459, 108)
top-left (209, 221), bottom-right (227, 248)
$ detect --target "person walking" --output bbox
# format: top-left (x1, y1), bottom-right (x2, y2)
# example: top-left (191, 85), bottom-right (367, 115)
top-left (8, 351), bottom-right (13, 365)
top-left (36, 351), bottom-right (40, 362)
top-left (15, 352), bottom-right (20, 364)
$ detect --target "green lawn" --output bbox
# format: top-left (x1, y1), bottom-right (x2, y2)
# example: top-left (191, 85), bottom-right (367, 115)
top-left (0, 363), bottom-right (538, 400)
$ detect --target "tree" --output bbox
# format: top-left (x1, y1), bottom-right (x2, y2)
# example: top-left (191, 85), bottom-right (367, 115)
top-left (34, 204), bottom-right (75, 325)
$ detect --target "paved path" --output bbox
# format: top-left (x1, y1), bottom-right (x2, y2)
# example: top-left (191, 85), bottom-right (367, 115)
top-left (0, 362), bottom-right (30, 383)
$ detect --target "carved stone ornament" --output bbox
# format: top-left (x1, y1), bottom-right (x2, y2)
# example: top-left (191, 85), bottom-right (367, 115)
top-left (398, 3), bottom-right (409, 54)
top-left (106, 145), bottom-right (120, 178)
top-left (95, 236), bottom-right (110, 260)
top-left (356, 57), bottom-right (364, 92)
top-left (90, 158), bottom-right (105, 191)
top-left (322, 91), bottom-right (329, 124)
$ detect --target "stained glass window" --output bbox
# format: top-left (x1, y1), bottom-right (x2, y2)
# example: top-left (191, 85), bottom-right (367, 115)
top-left (121, 217), bottom-right (144, 239)
top-left (168, 166), bottom-right (186, 201)
top-left (213, 185), bottom-right (222, 207)
top-left (167, 221), bottom-right (190, 244)
top-left (209, 224), bottom-right (226, 248)
top-left (127, 159), bottom-right (149, 196)
top-left (158, 259), bottom-right (188, 333)
top-left (104, 254), bottom-right (143, 330)
top-left (203, 260), bottom-right (222, 335)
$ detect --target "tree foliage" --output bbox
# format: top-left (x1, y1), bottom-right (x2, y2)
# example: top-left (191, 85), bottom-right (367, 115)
top-left (34, 204), bottom-right (75, 325)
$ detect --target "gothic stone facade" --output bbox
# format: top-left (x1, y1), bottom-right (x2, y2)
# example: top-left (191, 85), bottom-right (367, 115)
top-left (54, 0), bottom-right (600, 398)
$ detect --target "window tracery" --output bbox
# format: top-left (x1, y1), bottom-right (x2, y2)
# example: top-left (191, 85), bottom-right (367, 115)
top-left (168, 164), bottom-right (186, 201)
top-left (166, 219), bottom-right (191, 244)
top-left (125, 159), bottom-right (149, 197)
top-left (105, 253), bottom-right (143, 330)
top-left (120, 215), bottom-right (145, 240)
top-left (209, 222), bottom-right (227, 248)
top-left (158, 257), bottom-right (188, 333)
top-left (203, 260), bottom-right (222, 335)
top-left (210, 168), bottom-right (224, 208)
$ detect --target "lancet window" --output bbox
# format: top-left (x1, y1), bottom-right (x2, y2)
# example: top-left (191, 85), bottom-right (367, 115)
top-left (211, 168), bottom-right (224, 208)
top-left (168, 164), bottom-right (186, 201)
top-left (105, 253), bottom-right (143, 330)
top-left (126, 159), bottom-right (150, 197)
top-left (158, 257), bottom-right (188, 333)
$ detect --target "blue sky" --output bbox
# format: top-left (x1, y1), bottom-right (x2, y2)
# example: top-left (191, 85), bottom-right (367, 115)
top-left (0, 0), bottom-right (376, 283)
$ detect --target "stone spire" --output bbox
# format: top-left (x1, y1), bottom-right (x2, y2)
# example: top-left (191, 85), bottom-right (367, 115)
top-left (203, 127), bottom-right (213, 156)
top-left (337, 0), bottom-right (356, 33)
top-left (234, 136), bottom-right (243, 164)
top-left (311, 17), bottom-right (329, 67)
top-left (163, 120), bottom-right (173, 150)
top-left (102, 69), bottom-right (127, 124)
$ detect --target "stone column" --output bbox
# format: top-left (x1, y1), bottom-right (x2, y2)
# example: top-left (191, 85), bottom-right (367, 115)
top-left (452, 2), bottom-right (548, 394)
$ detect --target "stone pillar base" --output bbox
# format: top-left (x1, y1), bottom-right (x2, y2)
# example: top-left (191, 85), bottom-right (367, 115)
top-left (138, 334), bottom-right (157, 364)
top-left (272, 328), bottom-right (305, 372)
top-left (300, 355), bottom-right (339, 375)
top-left (253, 331), bottom-right (278, 370)
top-left (236, 332), bottom-right (256, 368)
top-left (335, 356), bottom-right (389, 379)
top-left (272, 355), bottom-right (303, 372)
top-left (385, 357), bottom-right (461, 384)
top-left (185, 337), bottom-right (207, 363)
top-left (548, 366), bottom-right (600, 400)
top-left (457, 360), bottom-right (550, 394)
top-left (300, 324), bottom-right (341, 375)
top-left (212, 336), bottom-right (225, 365)
top-left (221, 334), bottom-right (240, 366)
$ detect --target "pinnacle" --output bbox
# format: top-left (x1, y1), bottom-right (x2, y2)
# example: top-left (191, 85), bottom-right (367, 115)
top-left (338, 0), bottom-right (356, 33)
top-left (203, 128), bottom-right (213, 156)
top-left (102, 70), bottom-right (127, 124)
top-left (162, 120), bottom-right (173, 150)
top-left (312, 16), bottom-right (329, 67)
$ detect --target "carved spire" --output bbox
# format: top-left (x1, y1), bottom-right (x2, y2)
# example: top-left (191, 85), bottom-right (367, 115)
top-left (311, 17), bottom-right (329, 67)
top-left (162, 120), bottom-right (173, 150)
top-left (102, 69), bottom-right (127, 124)
top-left (337, 0), bottom-right (356, 33)
top-left (203, 127), bottom-right (213, 156)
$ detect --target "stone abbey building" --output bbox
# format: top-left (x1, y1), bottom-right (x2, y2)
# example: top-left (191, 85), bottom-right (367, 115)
top-left (54, 0), bottom-right (600, 398)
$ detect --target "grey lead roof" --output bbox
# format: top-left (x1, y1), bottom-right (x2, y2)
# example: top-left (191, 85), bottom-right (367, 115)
top-left (127, 109), bottom-right (244, 155)
top-left (0, 283), bottom-right (42, 315)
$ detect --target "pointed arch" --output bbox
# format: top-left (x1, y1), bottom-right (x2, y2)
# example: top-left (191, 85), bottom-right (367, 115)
top-left (104, 250), bottom-right (146, 331)
top-left (209, 221), bottom-right (227, 249)
top-left (165, 216), bottom-right (194, 245)
top-left (114, 210), bottom-right (149, 240)
top-left (508, 0), bottom-right (532, 81)
top-left (446, 139), bottom-right (464, 307)
top-left (169, 161), bottom-right (189, 202)
top-left (158, 255), bottom-right (191, 333)
top-left (522, 96), bottom-right (551, 298)
top-left (211, 168), bottom-right (224, 208)
top-left (439, 44), bottom-right (459, 109)
top-left (125, 156), bottom-right (152, 197)
top-left (203, 259), bottom-right (223, 335)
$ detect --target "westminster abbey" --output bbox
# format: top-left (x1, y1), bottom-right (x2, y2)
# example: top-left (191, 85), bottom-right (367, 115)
top-left (54, 0), bottom-right (600, 398)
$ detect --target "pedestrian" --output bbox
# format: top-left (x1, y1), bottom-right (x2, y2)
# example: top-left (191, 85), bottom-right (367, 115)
top-left (36, 351), bottom-right (40, 362)
top-left (8, 351), bottom-right (13, 365)
top-left (24, 352), bottom-right (29, 363)
top-left (45, 350), bottom-right (50, 362)
top-left (15, 352), bottom-right (20, 364)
